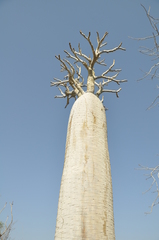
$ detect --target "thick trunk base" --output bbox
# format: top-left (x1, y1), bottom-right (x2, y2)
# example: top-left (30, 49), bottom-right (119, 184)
top-left (55, 93), bottom-right (115, 240)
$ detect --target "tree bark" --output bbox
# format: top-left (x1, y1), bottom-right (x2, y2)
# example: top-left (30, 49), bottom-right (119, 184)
top-left (55, 92), bottom-right (115, 240)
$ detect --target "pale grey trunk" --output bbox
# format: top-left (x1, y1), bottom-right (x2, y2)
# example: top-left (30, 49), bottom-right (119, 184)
top-left (55, 93), bottom-right (115, 240)
top-left (86, 69), bottom-right (95, 93)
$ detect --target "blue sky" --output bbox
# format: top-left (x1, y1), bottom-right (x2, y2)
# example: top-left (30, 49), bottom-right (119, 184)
top-left (1, 0), bottom-right (159, 239)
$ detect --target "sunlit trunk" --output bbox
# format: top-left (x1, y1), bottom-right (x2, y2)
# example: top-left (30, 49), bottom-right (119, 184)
top-left (55, 92), bottom-right (115, 240)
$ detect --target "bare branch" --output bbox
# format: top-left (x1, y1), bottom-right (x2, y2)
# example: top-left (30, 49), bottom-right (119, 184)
top-left (54, 55), bottom-right (84, 97)
top-left (64, 50), bottom-right (79, 63)
top-left (68, 42), bottom-right (89, 70)
top-left (79, 31), bottom-right (125, 69)
top-left (138, 62), bottom-right (159, 81)
top-left (96, 31), bottom-right (108, 52)
top-left (130, 5), bottom-right (159, 42)
top-left (94, 59), bottom-right (127, 95)
top-left (96, 58), bottom-right (107, 66)
top-left (131, 5), bottom-right (159, 111)
top-left (129, 35), bottom-right (156, 41)
top-left (52, 30), bottom-right (126, 105)
top-left (55, 86), bottom-right (77, 108)
top-left (99, 42), bottom-right (126, 54)
top-left (55, 55), bottom-right (72, 76)
top-left (153, 32), bottom-right (159, 50)
top-left (95, 59), bottom-right (117, 80)
top-left (146, 95), bottom-right (159, 110)
top-left (50, 78), bottom-right (69, 87)
top-left (79, 30), bottom-right (96, 63)
top-left (137, 164), bottom-right (159, 213)
top-left (95, 79), bottom-right (122, 97)
top-left (75, 65), bottom-right (85, 86)
top-left (141, 4), bottom-right (159, 34)
top-left (81, 30), bottom-right (126, 95)
top-left (0, 202), bottom-right (7, 214)
top-left (0, 202), bottom-right (13, 239)
top-left (102, 88), bottom-right (122, 98)
top-left (132, 6), bottom-right (159, 214)
top-left (77, 43), bottom-right (91, 62)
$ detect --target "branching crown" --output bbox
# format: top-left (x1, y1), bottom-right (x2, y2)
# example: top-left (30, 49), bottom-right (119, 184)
top-left (51, 31), bottom-right (127, 108)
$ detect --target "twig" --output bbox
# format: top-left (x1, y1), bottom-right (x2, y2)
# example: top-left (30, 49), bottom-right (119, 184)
top-left (0, 202), bottom-right (13, 239)
top-left (137, 164), bottom-right (159, 213)
top-left (0, 202), bottom-right (7, 214)
top-left (146, 95), bottom-right (159, 110)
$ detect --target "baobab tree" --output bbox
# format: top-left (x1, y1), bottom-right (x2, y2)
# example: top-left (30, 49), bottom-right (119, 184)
top-left (131, 5), bottom-right (159, 213)
top-left (51, 31), bottom-right (126, 239)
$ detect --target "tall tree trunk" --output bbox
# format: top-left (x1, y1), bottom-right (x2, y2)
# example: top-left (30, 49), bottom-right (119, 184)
top-left (55, 92), bottom-right (115, 240)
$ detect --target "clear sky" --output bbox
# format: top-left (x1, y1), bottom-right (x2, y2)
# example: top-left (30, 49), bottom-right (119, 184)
top-left (1, 0), bottom-right (159, 239)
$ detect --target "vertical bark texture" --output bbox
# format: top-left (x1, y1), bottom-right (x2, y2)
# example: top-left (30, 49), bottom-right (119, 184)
top-left (55, 92), bottom-right (115, 240)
